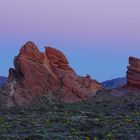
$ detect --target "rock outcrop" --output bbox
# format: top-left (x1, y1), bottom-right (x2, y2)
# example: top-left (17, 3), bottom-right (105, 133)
top-left (7, 41), bottom-right (102, 106)
top-left (125, 57), bottom-right (140, 89)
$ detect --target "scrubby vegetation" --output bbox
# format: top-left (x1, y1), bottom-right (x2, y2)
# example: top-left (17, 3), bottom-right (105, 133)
top-left (0, 90), bottom-right (140, 140)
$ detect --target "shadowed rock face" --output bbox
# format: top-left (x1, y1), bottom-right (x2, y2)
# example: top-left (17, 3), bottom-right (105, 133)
top-left (7, 41), bottom-right (102, 106)
top-left (125, 57), bottom-right (140, 90)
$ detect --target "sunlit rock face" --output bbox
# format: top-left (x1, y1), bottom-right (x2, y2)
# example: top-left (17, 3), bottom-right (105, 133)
top-left (125, 57), bottom-right (140, 90)
top-left (7, 41), bottom-right (102, 106)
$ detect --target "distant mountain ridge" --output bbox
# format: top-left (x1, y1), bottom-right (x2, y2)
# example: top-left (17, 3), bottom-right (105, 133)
top-left (0, 76), bottom-right (7, 86)
top-left (102, 77), bottom-right (126, 88)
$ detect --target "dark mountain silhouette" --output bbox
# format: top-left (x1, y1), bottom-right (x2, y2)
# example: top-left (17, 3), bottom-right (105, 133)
top-left (0, 76), bottom-right (7, 86)
top-left (102, 77), bottom-right (126, 88)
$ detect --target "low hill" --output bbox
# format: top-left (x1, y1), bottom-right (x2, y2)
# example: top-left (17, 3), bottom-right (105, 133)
top-left (0, 76), bottom-right (7, 86)
top-left (102, 77), bottom-right (126, 88)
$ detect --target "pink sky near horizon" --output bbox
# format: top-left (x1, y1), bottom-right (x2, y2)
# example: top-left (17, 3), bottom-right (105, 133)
top-left (0, 0), bottom-right (140, 42)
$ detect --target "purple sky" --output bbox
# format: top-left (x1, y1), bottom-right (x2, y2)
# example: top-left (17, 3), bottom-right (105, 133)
top-left (0, 0), bottom-right (140, 81)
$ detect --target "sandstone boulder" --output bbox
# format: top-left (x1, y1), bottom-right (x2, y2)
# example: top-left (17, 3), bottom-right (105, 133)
top-left (7, 41), bottom-right (102, 106)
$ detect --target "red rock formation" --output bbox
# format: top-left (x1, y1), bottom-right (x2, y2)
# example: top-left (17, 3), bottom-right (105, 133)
top-left (7, 41), bottom-right (102, 106)
top-left (125, 57), bottom-right (140, 89)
